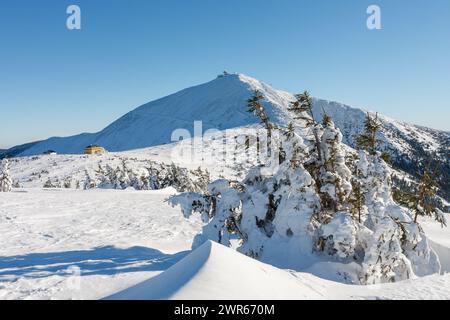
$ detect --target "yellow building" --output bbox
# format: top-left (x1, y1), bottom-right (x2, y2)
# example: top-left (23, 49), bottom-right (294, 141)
top-left (84, 145), bottom-right (107, 155)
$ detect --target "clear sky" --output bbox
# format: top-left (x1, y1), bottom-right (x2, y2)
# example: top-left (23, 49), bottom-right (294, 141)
top-left (0, 0), bottom-right (449, 148)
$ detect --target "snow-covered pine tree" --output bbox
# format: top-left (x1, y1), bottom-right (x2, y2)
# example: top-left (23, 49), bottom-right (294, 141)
top-left (348, 178), bottom-right (365, 223)
top-left (393, 162), bottom-right (446, 226)
top-left (318, 113), bottom-right (352, 213)
top-left (170, 95), bottom-right (321, 259)
top-left (247, 90), bottom-right (273, 156)
top-left (98, 164), bottom-right (115, 189)
top-left (63, 177), bottom-right (72, 189)
top-left (190, 167), bottom-right (211, 192)
top-left (354, 115), bottom-right (441, 283)
top-left (356, 112), bottom-right (381, 156)
top-left (43, 178), bottom-right (54, 188)
top-left (288, 91), bottom-right (322, 163)
top-left (170, 94), bottom-right (443, 285)
top-left (83, 170), bottom-right (96, 190)
top-left (0, 159), bottom-right (12, 192)
top-left (169, 130), bottom-right (321, 258)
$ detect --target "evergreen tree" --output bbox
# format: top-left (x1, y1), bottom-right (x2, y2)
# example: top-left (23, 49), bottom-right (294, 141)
top-left (356, 112), bottom-right (382, 155)
top-left (43, 178), bottom-right (55, 188)
top-left (319, 114), bottom-right (352, 212)
top-left (83, 170), bottom-right (96, 190)
top-left (348, 179), bottom-right (365, 223)
top-left (247, 90), bottom-right (273, 156)
top-left (288, 91), bottom-right (322, 162)
top-left (0, 159), bottom-right (12, 192)
top-left (394, 163), bottom-right (446, 226)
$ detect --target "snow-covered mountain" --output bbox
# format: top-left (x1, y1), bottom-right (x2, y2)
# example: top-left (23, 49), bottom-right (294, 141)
top-left (13, 73), bottom-right (449, 200)
top-left (18, 74), bottom-right (294, 156)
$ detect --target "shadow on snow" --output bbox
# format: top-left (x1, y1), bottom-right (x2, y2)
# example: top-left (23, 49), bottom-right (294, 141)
top-left (0, 246), bottom-right (190, 279)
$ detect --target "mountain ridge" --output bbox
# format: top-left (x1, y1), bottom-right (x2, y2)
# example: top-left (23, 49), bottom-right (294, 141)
top-left (14, 73), bottom-right (448, 155)
top-left (5, 73), bottom-right (449, 201)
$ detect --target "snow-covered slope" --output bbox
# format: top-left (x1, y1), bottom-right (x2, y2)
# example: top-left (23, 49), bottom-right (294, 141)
top-left (0, 188), bottom-right (203, 299)
top-left (1, 188), bottom-right (450, 300)
top-left (19, 74), bottom-right (294, 156)
top-left (18, 73), bottom-right (448, 159)
top-left (312, 99), bottom-right (450, 202)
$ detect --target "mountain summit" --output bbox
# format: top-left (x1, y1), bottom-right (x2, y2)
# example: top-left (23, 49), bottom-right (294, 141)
top-left (20, 73), bottom-right (294, 156)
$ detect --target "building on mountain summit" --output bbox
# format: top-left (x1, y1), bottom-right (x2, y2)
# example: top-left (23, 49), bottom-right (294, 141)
top-left (84, 145), bottom-right (107, 155)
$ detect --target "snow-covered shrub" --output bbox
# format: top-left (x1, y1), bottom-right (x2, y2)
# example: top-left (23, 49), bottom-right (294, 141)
top-left (42, 160), bottom-right (210, 193)
top-left (0, 159), bottom-right (12, 192)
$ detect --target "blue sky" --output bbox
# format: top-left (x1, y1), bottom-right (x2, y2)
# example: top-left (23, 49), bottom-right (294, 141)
top-left (0, 0), bottom-right (449, 148)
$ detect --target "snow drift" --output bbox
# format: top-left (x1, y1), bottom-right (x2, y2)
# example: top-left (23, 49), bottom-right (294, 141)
top-left (104, 240), bottom-right (325, 300)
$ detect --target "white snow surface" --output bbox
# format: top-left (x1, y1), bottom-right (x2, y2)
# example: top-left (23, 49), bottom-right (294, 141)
top-left (0, 188), bottom-right (202, 300)
top-left (108, 240), bottom-right (450, 300)
top-left (1, 187), bottom-right (450, 300)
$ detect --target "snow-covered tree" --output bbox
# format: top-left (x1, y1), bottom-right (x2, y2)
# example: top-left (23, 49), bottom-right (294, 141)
top-left (170, 117), bottom-right (321, 258)
top-left (288, 91), bottom-right (323, 163)
top-left (83, 170), bottom-right (96, 190)
top-left (247, 90), bottom-right (273, 156)
top-left (348, 179), bottom-right (365, 223)
top-left (393, 163), bottom-right (446, 226)
top-left (0, 159), bottom-right (12, 192)
top-left (170, 93), bottom-right (443, 285)
top-left (318, 114), bottom-right (352, 212)
top-left (356, 112), bottom-right (381, 155)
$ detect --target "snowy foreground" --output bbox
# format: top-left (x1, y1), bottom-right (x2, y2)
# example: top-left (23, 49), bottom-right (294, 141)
top-left (1, 188), bottom-right (450, 300)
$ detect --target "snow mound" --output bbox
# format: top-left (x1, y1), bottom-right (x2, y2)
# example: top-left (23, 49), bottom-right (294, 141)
top-left (104, 240), bottom-right (326, 300)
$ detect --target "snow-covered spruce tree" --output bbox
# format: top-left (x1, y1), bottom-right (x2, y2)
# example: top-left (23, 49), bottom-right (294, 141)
top-left (318, 113), bottom-right (352, 213)
top-left (169, 128), bottom-right (321, 258)
top-left (83, 170), bottom-right (96, 190)
top-left (393, 162), bottom-right (446, 227)
top-left (356, 112), bottom-right (381, 156)
top-left (288, 91), bottom-right (323, 164)
top-left (170, 91), bottom-right (326, 259)
top-left (247, 90), bottom-right (273, 156)
top-left (348, 178), bottom-right (365, 223)
top-left (43, 178), bottom-right (55, 188)
top-left (354, 114), bottom-right (441, 283)
top-left (287, 93), bottom-right (353, 213)
top-left (0, 159), bottom-right (12, 192)
top-left (170, 96), bottom-right (442, 284)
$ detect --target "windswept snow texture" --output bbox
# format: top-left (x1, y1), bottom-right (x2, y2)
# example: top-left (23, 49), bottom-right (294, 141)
top-left (0, 188), bottom-right (203, 300)
top-left (107, 240), bottom-right (450, 300)
top-left (105, 240), bottom-right (325, 300)
top-left (1, 188), bottom-right (450, 300)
